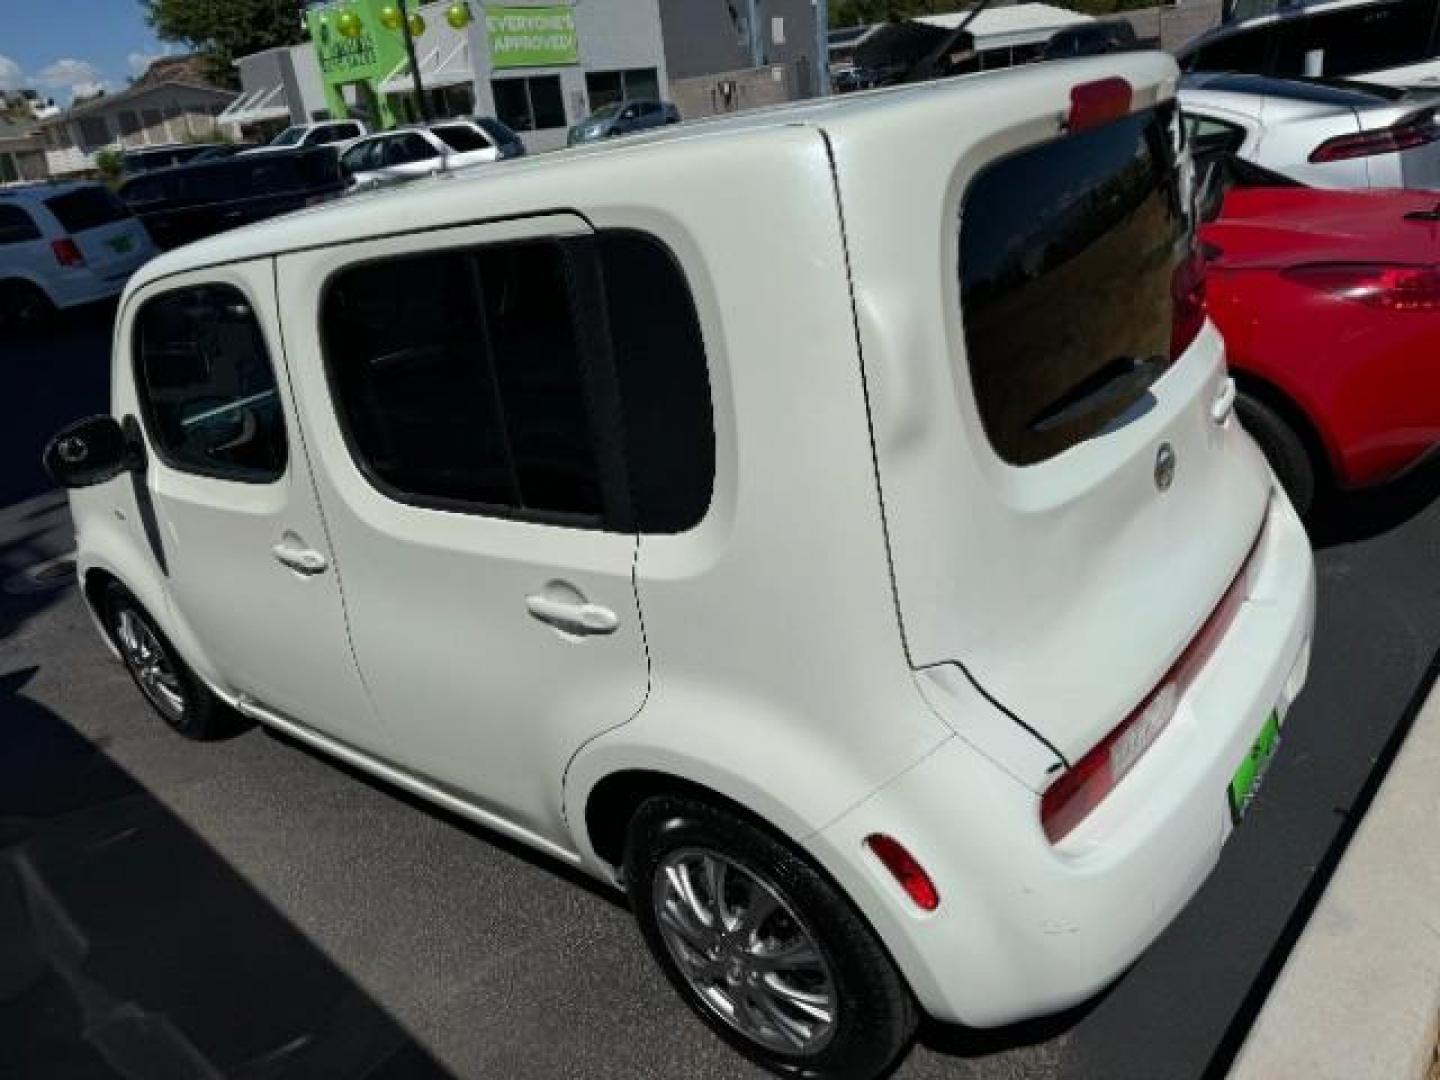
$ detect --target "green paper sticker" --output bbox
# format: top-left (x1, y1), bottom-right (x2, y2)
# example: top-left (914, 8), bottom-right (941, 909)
top-left (1229, 710), bottom-right (1281, 822)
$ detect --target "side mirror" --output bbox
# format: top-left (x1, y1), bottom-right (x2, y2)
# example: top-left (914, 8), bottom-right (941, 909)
top-left (43, 415), bottom-right (145, 489)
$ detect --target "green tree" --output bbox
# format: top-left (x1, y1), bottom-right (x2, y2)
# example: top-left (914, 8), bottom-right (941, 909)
top-left (140, 0), bottom-right (305, 87)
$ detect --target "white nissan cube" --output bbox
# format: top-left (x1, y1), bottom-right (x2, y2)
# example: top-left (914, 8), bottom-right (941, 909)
top-left (47, 53), bottom-right (1314, 1080)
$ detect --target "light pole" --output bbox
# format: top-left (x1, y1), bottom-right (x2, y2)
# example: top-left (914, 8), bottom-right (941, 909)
top-left (395, 0), bottom-right (432, 123)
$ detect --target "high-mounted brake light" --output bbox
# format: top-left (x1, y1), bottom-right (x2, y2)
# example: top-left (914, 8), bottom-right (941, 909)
top-left (1309, 109), bottom-right (1440, 163)
top-left (51, 237), bottom-right (84, 268)
top-left (1283, 263), bottom-right (1440, 312)
top-left (865, 834), bottom-right (940, 911)
top-left (1041, 516), bottom-right (1268, 843)
top-left (1068, 78), bottom-right (1132, 134)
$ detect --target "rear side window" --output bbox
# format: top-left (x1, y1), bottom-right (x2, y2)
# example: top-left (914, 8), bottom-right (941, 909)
top-left (134, 285), bottom-right (288, 482)
top-left (0, 205), bottom-right (40, 244)
top-left (323, 242), bottom-right (604, 522)
top-left (474, 118), bottom-right (520, 145)
top-left (1272, 0), bottom-right (1440, 77)
top-left (45, 187), bottom-right (130, 232)
top-left (433, 124), bottom-right (490, 152)
top-left (598, 232), bottom-right (714, 533)
top-left (959, 104), bottom-right (1187, 466)
top-left (1184, 112), bottom-right (1248, 170)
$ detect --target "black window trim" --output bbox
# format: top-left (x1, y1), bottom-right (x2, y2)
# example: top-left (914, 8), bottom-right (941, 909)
top-left (317, 235), bottom-right (635, 532)
top-left (130, 279), bottom-right (291, 486)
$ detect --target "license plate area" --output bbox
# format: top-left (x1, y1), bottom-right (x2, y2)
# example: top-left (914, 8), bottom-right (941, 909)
top-left (1228, 710), bottom-right (1281, 823)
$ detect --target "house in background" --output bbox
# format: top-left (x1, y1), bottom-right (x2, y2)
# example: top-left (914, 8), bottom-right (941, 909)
top-left (39, 76), bottom-right (237, 178)
top-left (0, 118), bottom-right (48, 184)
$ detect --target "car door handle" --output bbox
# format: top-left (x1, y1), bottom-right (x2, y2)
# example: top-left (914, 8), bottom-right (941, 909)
top-left (525, 593), bottom-right (619, 637)
top-left (272, 541), bottom-right (328, 576)
top-left (1212, 376), bottom-right (1237, 425)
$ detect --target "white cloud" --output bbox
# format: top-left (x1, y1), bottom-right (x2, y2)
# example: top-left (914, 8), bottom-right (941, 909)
top-left (34, 58), bottom-right (111, 103)
top-left (0, 55), bottom-right (23, 94)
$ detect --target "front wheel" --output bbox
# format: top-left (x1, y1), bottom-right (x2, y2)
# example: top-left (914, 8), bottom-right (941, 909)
top-left (624, 795), bottom-right (916, 1079)
top-left (102, 581), bottom-right (243, 740)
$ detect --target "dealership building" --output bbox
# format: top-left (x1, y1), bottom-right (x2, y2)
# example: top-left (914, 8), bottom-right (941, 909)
top-left (226, 0), bottom-right (824, 151)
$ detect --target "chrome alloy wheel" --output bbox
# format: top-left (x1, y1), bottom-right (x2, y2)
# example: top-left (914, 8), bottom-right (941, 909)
top-left (114, 607), bottom-right (186, 720)
top-left (653, 848), bottom-right (837, 1055)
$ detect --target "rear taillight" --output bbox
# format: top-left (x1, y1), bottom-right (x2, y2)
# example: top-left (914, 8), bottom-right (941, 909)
top-left (864, 834), bottom-right (940, 911)
top-left (51, 237), bottom-right (84, 268)
top-left (1170, 248), bottom-right (1208, 359)
top-left (1041, 517), bottom-right (1265, 843)
top-left (1282, 263), bottom-right (1440, 312)
top-left (1308, 109), bottom-right (1440, 163)
top-left (1068, 78), bottom-right (1132, 133)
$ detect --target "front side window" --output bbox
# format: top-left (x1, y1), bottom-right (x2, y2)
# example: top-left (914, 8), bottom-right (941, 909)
top-left (135, 285), bottom-right (288, 482)
top-left (385, 133), bottom-right (437, 165)
top-left (323, 241), bottom-right (602, 521)
top-left (960, 105), bottom-right (1188, 466)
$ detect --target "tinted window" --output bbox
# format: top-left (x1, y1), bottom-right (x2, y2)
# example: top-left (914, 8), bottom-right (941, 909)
top-left (1184, 112), bottom-right (1248, 170)
top-left (433, 124), bottom-right (490, 152)
top-left (341, 140), bottom-right (379, 173)
top-left (135, 285), bottom-right (288, 482)
top-left (45, 187), bottom-right (130, 232)
top-left (119, 176), bottom-right (167, 205)
top-left (384, 133), bottom-right (437, 165)
top-left (1273, 0), bottom-right (1440, 77)
top-left (960, 105), bottom-right (1187, 466)
top-left (0, 205), bottom-right (41, 244)
top-left (474, 117), bottom-right (520, 145)
top-left (323, 242), bottom-right (602, 521)
top-left (599, 232), bottom-right (714, 533)
top-left (1184, 24), bottom-right (1279, 73)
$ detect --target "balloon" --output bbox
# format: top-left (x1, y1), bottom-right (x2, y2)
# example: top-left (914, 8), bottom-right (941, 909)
top-left (378, 4), bottom-right (403, 30)
top-left (408, 12), bottom-right (426, 36)
top-left (336, 10), bottom-right (363, 38)
top-left (445, 3), bottom-right (472, 29)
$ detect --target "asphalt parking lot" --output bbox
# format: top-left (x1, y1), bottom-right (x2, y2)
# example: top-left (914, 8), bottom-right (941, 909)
top-left (3, 310), bottom-right (1439, 1080)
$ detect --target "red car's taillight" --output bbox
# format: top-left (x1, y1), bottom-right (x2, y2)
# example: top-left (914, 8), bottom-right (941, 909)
top-left (1308, 109), bottom-right (1440, 163)
top-left (52, 237), bottom-right (85, 268)
top-left (1170, 248), bottom-right (1208, 359)
top-left (1041, 518), bottom-right (1265, 843)
top-left (1282, 263), bottom-right (1440, 312)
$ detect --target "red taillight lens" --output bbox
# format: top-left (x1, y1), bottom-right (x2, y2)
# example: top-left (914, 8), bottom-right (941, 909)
top-left (1282, 263), bottom-right (1440, 312)
top-left (1068, 78), bottom-right (1132, 134)
top-left (52, 237), bottom-right (84, 268)
top-left (1170, 248), bottom-right (1208, 359)
top-left (864, 834), bottom-right (940, 911)
top-left (1041, 518), bottom-right (1265, 843)
top-left (1308, 109), bottom-right (1440, 163)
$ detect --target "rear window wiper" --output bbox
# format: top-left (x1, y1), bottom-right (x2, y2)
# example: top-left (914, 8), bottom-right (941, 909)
top-left (1028, 355), bottom-right (1167, 435)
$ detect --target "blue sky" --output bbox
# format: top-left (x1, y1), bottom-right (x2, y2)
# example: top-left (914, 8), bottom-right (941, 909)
top-left (0, 0), bottom-right (169, 104)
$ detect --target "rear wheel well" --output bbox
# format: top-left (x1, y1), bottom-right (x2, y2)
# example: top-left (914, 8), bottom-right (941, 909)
top-left (585, 770), bottom-right (789, 873)
top-left (83, 568), bottom-right (123, 625)
top-left (1229, 370), bottom-right (1335, 486)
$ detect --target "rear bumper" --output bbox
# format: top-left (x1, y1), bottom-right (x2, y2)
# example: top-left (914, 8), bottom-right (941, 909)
top-left (806, 489), bottom-right (1315, 1027)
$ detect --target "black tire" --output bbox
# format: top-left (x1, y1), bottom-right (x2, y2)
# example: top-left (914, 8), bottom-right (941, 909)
top-left (1235, 391), bottom-right (1318, 519)
top-left (624, 795), bottom-right (917, 1080)
top-left (101, 581), bottom-right (243, 740)
top-left (0, 280), bottom-right (55, 334)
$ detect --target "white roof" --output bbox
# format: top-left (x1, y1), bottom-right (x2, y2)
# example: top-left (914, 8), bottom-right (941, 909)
top-left (916, 3), bottom-right (1093, 49)
top-left (129, 51), bottom-right (1177, 290)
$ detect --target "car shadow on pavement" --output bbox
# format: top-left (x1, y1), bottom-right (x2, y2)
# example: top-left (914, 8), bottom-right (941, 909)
top-left (0, 490), bottom-right (78, 647)
top-left (915, 984), bottom-right (1110, 1063)
top-left (0, 666), bottom-right (450, 1080)
top-left (1310, 455), bottom-right (1440, 548)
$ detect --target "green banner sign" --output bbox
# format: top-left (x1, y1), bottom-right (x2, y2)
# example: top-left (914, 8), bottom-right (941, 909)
top-left (486, 5), bottom-right (579, 68)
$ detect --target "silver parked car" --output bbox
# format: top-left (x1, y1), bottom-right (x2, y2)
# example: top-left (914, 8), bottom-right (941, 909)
top-left (567, 99), bottom-right (680, 145)
top-left (1180, 73), bottom-right (1440, 189)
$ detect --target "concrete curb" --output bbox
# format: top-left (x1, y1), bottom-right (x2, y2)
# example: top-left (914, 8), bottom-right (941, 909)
top-left (1229, 679), bottom-right (1440, 1080)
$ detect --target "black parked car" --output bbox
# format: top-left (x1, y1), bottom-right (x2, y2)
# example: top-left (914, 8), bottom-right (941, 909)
top-left (117, 147), bottom-right (345, 251)
top-left (1042, 20), bottom-right (1142, 60)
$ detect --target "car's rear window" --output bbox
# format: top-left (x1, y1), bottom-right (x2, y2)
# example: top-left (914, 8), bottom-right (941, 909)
top-left (45, 187), bottom-right (131, 232)
top-left (959, 103), bottom-right (1187, 466)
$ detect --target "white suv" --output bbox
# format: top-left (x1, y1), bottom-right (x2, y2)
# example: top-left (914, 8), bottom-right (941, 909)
top-left (248, 119), bottom-right (368, 155)
top-left (46, 54), bottom-right (1314, 1080)
top-left (339, 121), bottom-right (503, 191)
top-left (0, 182), bottom-right (157, 331)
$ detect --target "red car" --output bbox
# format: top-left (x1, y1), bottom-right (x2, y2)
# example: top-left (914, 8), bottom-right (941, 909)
top-left (1202, 185), bottom-right (1440, 516)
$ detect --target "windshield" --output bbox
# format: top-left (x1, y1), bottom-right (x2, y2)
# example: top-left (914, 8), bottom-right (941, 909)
top-left (589, 104), bottom-right (623, 122)
top-left (270, 126), bottom-right (305, 147)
